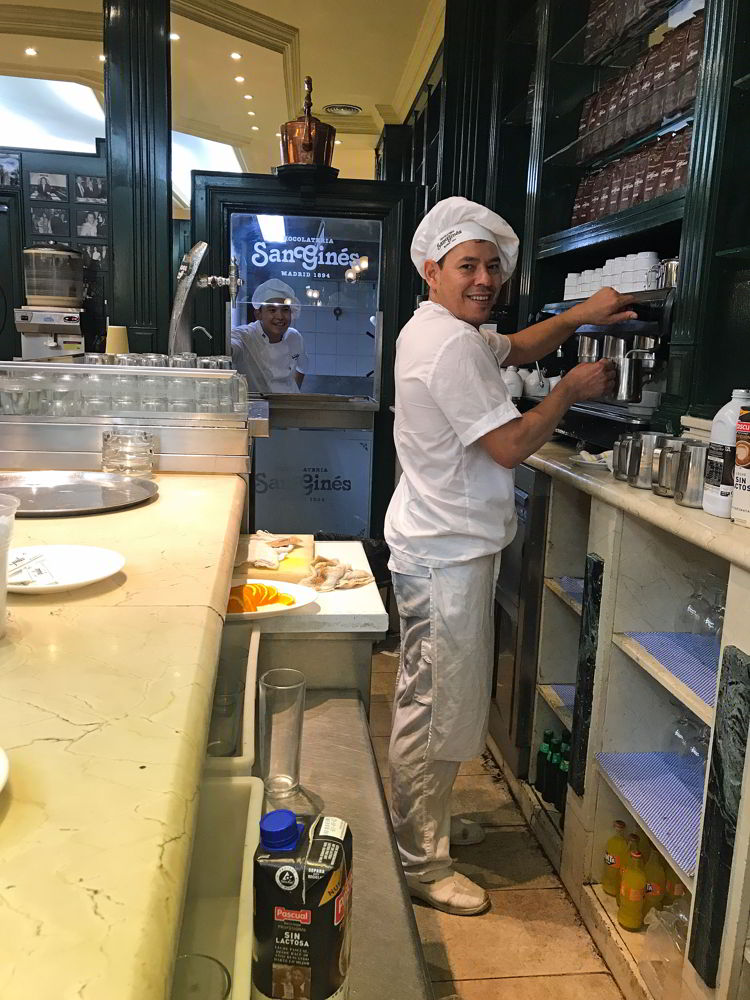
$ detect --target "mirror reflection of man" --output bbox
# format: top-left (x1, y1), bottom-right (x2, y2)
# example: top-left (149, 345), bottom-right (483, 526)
top-left (231, 279), bottom-right (306, 394)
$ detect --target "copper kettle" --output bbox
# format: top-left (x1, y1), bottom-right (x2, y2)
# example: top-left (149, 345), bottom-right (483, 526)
top-left (279, 76), bottom-right (336, 166)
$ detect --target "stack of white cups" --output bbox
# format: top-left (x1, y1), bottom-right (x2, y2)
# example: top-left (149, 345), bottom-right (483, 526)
top-left (564, 250), bottom-right (659, 298)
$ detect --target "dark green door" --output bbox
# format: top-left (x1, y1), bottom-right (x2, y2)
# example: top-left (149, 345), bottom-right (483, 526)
top-left (0, 191), bottom-right (24, 361)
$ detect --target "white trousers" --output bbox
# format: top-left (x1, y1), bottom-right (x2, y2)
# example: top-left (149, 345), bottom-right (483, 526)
top-left (388, 554), bottom-right (500, 876)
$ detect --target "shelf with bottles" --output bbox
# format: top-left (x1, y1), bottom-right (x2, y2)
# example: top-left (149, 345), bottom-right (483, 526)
top-left (529, 713), bottom-right (571, 834)
top-left (538, 682), bottom-right (576, 732)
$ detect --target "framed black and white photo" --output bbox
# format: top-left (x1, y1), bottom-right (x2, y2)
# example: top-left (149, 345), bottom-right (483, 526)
top-left (30, 205), bottom-right (69, 236)
top-left (78, 242), bottom-right (109, 268)
top-left (0, 153), bottom-right (20, 187)
top-left (75, 174), bottom-right (107, 204)
top-left (29, 171), bottom-right (68, 202)
top-left (76, 208), bottom-right (107, 238)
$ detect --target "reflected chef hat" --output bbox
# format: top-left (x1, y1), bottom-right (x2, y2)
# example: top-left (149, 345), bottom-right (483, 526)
top-left (252, 278), bottom-right (301, 321)
top-left (410, 196), bottom-right (519, 280)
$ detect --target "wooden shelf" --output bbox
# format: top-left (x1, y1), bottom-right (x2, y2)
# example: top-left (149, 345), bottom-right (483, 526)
top-left (538, 683), bottom-right (575, 732)
top-left (596, 752), bottom-right (701, 891)
top-left (613, 633), bottom-right (715, 725)
top-left (537, 190), bottom-right (686, 258)
top-left (544, 576), bottom-right (583, 615)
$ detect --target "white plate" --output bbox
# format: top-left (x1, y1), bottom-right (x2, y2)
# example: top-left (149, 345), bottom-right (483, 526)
top-left (0, 748), bottom-right (7, 794)
top-left (7, 545), bottom-right (125, 594)
top-left (226, 579), bottom-right (319, 620)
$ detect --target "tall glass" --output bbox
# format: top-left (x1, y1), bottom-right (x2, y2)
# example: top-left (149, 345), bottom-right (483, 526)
top-left (259, 668), bottom-right (305, 797)
top-left (172, 954), bottom-right (231, 1000)
top-left (0, 494), bottom-right (20, 639)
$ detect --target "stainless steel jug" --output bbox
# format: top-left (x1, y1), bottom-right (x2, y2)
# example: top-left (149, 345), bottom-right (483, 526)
top-left (614, 434), bottom-right (634, 481)
top-left (577, 335), bottom-right (598, 363)
top-left (674, 441), bottom-right (709, 508)
top-left (653, 439), bottom-right (688, 497)
top-left (651, 435), bottom-right (683, 485)
top-left (628, 432), bottom-right (667, 489)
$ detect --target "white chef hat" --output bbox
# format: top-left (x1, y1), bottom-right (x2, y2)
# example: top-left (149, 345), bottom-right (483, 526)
top-left (252, 278), bottom-right (301, 321)
top-left (410, 196), bottom-right (519, 281)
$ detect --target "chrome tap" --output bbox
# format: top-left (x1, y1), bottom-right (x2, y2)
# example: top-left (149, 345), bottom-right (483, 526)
top-left (197, 257), bottom-right (244, 307)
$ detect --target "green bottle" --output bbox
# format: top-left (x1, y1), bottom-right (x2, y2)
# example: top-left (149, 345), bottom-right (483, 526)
top-left (555, 748), bottom-right (570, 814)
top-left (543, 736), bottom-right (562, 803)
top-left (535, 729), bottom-right (554, 792)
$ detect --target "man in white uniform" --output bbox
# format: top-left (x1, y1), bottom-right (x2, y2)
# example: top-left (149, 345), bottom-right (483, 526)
top-left (384, 197), bottom-right (636, 916)
top-left (231, 278), bottom-right (305, 393)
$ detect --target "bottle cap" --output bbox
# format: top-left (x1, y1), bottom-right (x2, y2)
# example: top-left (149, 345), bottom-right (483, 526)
top-left (630, 849), bottom-right (642, 859)
top-left (260, 809), bottom-right (302, 852)
top-left (614, 820), bottom-right (626, 831)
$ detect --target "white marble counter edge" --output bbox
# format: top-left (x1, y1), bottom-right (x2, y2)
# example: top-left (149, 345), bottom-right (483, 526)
top-left (527, 443), bottom-right (750, 571)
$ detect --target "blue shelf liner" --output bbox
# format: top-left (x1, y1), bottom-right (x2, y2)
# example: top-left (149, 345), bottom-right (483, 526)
top-left (549, 683), bottom-right (576, 711)
top-left (624, 632), bottom-right (719, 708)
top-left (596, 751), bottom-right (704, 878)
top-left (558, 576), bottom-right (584, 605)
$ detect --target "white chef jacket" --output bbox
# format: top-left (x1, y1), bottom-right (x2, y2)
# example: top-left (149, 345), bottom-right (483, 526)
top-left (231, 320), bottom-right (304, 394)
top-left (384, 300), bottom-right (520, 568)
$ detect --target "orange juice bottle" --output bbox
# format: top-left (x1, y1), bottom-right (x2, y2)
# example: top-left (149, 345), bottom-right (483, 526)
top-left (618, 834), bottom-right (638, 904)
top-left (602, 821), bottom-right (629, 897)
top-left (664, 864), bottom-right (686, 906)
top-left (644, 851), bottom-right (666, 913)
top-left (618, 849), bottom-right (646, 931)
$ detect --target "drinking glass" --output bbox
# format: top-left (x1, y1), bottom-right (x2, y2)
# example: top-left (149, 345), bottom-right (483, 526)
top-left (700, 580), bottom-right (726, 641)
top-left (217, 378), bottom-right (234, 413)
top-left (196, 378), bottom-right (220, 412)
top-left (102, 429), bottom-right (155, 477)
top-left (214, 355), bottom-right (233, 370)
top-left (197, 357), bottom-right (218, 369)
top-left (259, 668), bottom-right (305, 797)
top-left (168, 355), bottom-right (192, 368)
top-left (232, 373), bottom-right (249, 413)
top-left (167, 375), bottom-right (196, 412)
top-left (82, 373), bottom-right (112, 416)
top-left (207, 676), bottom-right (246, 757)
top-left (172, 954), bottom-right (231, 1000)
top-left (0, 494), bottom-right (19, 640)
top-left (140, 374), bottom-right (168, 412)
top-left (0, 380), bottom-right (39, 415)
top-left (141, 353), bottom-right (169, 367)
top-left (671, 715), bottom-right (698, 756)
top-left (49, 386), bottom-right (82, 417)
top-left (674, 574), bottom-right (711, 633)
top-left (110, 373), bottom-right (141, 412)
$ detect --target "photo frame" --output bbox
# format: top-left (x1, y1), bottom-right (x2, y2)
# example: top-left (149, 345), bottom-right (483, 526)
top-left (29, 171), bottom-right (68, 202)
top-left (0, 153), bottom-right (20, 187)
top-left (78, 242), bottom-right (109, 268)
top-left (75, 174), bottom-right (107, 204)
top-left (76, 208), bottom-right (107, 238)
top-left (30, 205), bottom-right (69, 236)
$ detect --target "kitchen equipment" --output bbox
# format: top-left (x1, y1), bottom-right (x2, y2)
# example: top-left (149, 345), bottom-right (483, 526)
top-left (654, 439), bottom-right (689, 497)
top-left (674, 441), bottom-right (709, 508)
top-left (578, 335), bottom-right (599, 363)
top-left (501, 366), bottom-right (524, 398)
top-left (651, 436), bottom-right (684, 485)
top-left (628, 432), bottom-right (667, 489)
top-left (14, 244), bottom-right (86, 360)
top-left (0, 494), bottom-right (19, 640)
top-left (523, 366), bottom-right (550, 397)
top-left (279, 76), bottom-right (336, 167)
top-left (7, 545), bottom-right (125, 593)
top-left (489, 463), bottom-right (550, 777)
top-left (167, 242), bottom-right (243, 356)
top-left (660, 258), bottom-right (680, 288)
top-left (615, 434), bottom-right (634, 480)
top-left (633, 334), bottom-right (658, 371)
top-left (0, 471), bottom-right (158, 517)
top-left (602, 335), bottom-right (628, 359)
top-left (234, 533), bottom-right (315, 584)
top-left (610, 355), bottom-right (644, 403)
top-left (259, 667), bottom-right (306, 796)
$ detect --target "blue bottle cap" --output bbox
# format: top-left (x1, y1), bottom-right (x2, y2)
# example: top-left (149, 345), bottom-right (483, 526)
top-left (260, 809), bottom-right (302, 852)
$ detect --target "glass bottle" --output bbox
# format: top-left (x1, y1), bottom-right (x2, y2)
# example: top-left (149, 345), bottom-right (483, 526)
top-left (602, 820), bottom-right (629, 897)
top-left (618, 849), bottom-right (646, 931)
top-left (535, 729), bottom-right (553, 793)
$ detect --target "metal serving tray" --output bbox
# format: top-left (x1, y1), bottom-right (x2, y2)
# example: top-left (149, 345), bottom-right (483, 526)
top-left (0, 471), bottom-right (158, 517)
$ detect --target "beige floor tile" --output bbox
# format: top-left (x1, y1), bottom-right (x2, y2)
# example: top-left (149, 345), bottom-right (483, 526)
top-left (451, 775), bottom-right (526, 828)
top-left (368, 702), bottom-right (393, 737)
top-left (432, 973), bottom-right (623, 999)
top-left (372, 650), bottom-right (400, 672)
top-left (414, 888), bottom-right (606, 981)
top-left (371, 671), bottom-right (398, 698)
top-left (458, 750), bottom-right (503, 777)
top-left (452, 827), bottom-right (560, 891)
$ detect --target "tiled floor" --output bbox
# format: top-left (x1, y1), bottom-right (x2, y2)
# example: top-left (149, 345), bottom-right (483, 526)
top-left (370, 652), bottom-right (624, 1000)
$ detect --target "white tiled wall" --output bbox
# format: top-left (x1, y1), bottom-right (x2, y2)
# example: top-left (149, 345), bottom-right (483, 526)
top-left (297, 303), bottom-right (376, 377)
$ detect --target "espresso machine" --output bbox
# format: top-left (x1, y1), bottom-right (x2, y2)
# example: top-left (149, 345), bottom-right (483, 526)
top-left (13, 243), bottom-right (86, 360)
top-left (535, 288), bottom-right (676, 449)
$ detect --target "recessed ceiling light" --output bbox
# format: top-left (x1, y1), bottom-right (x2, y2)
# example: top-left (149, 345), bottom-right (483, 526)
top-left (25, 47), bottom-right (37, 56)
top-left (247, 110), bottom-right (256, 116)
top-left (170, 32), bottom-right (180, 41)
top-left (234, 76), bottom-right (245, 83)
top-left (243, 94), bottom-right (253, 100)
top-left (323, 103), bottom-right (362, 116)
top-left (99, 54), bottom-right (106, 62)
top-left (335, 140), bottom-right (342, 145)
top-left (230, 52), bottom-right (241, 60)
top-left (251, 125), bottom-right (259, 131)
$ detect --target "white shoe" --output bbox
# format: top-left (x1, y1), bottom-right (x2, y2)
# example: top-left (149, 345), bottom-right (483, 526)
top-left (406, 869), bottom-right (490, 915)
top-left (450, 816), bottom-right (485, 846)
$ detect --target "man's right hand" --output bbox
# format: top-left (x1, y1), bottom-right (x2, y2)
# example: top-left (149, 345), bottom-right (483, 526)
top-left (560, 359), bottom-right (616, 403)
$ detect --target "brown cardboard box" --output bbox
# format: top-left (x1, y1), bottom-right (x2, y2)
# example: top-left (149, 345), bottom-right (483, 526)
top-left (643, 141), bottom-right (666, 202)
top-left (679, 11), bottom-right (705, 108)
top-left (656, 133), bottom-right (679, 198)
top-left (619, 151), bottom-right (638, 211)
top-left (631, 148), bottom-right (650, 205)
top-left (664, 23), bottom-right (689, 116)
top-left (626, 55), bottom-right (648, 137)
top-left (607, 158), bottom-right (625, 215)
top-left (604, 74), bottom-right (629, 149)
top-left (648, 37), bottom-right (670, 128)
top-left (597, 167), bottom-right (613, 218)
top-left (673, 126), bottom-right (692, 190)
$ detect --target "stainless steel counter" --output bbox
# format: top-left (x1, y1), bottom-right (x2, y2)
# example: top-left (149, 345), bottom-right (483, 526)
top-left (294, 691), bottom-right (433, 1000)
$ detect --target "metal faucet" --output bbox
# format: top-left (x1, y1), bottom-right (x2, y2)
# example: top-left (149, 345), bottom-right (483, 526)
top-left (197, 257), bottom-right (244, 307)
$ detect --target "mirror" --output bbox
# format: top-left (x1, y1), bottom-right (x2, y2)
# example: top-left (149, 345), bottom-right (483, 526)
top-left (229, 212), bottom-right (382, 399)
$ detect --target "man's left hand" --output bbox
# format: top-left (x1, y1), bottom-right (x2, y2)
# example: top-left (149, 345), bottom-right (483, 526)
top-left (566, 287), bottom-right (638, 328)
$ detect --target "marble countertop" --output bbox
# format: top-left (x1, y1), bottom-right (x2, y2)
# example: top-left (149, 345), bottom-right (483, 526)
top-left (0, 474), bottom-right (246, 1000)
top-left (528, 441), bottom-right (750, 570)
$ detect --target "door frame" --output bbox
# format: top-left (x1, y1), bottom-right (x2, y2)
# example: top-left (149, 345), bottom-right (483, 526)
top-left (0, 188), bottom-right (24, 360)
